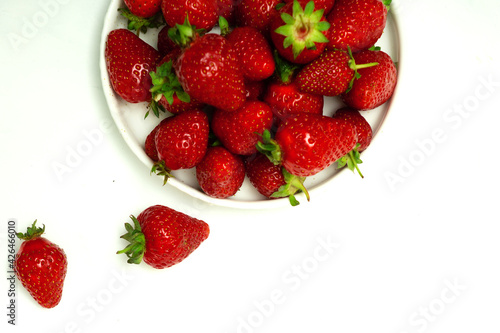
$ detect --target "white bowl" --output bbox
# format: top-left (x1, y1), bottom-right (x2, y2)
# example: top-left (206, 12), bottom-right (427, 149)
top-left (99, 0), bottom-right (401, 209)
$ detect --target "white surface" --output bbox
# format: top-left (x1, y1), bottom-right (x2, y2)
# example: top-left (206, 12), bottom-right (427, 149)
top-left (100, 0), bottom-right (400, 209)
top-left (1, 0), bottom-right (499, 332)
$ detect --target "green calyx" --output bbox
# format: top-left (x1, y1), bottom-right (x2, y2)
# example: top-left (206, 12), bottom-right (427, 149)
top-left (116, 215), bottom-right (146, 265)
top-left (337, 143), bottom-right (364, 178)
top-left (147, 60), bottom-right (191, 118)
top-left (271, 169), bottom-right (310, 206)
top-left (346, 46), bottom-right (379, 93)
top-left (255, 130), bottom-right (282, 166)
top-left (168, 16), bottom-right (204, 48)
top-left (151, 160), bottom-right (174, 185)
top-left (16, 220), bottom-right (45, 241)
top-left (274, 0), bottom-right (330, 59)
top-left (273, 49), bottom-right (300, 84)
top-left (118, 8), bottom-right (165, 36)
top-left (383, 0), bottom-right (392, 11)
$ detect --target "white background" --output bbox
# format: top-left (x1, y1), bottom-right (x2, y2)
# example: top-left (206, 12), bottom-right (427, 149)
top-left (1, 0), bottom-right (500, 332)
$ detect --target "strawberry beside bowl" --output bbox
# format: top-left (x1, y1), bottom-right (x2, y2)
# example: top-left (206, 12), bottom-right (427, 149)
top-left (99, 0), bottom-right (401, 209)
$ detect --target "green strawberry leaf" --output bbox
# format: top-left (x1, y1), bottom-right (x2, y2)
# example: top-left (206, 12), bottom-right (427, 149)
top-left (16, 220), bottom-right (45, 241)
top-left (118, 8), bottom-right (165, 36)
top-left (336, 143), bottom-right (364, 178)
top-left (116, 215), bottom-right (146, 265)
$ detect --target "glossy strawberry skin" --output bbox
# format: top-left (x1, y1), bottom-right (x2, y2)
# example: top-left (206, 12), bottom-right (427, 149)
top-left (217, 0), bottom-right (238, 25)
top-left (124, 0), bottom-right (162, 18)
top-left (105, 29), bottom-right (161, 103)
top-left (235, 0), bottom-right (281, 33)
top-left (175, 33), bottom-right (246, 112)
top-left (295, 50), bottom-right (353, 96)
top-left (196, 146), bottom-right (245, 198)
top-left (263, 79), bottom-right (324, 125)
top-left (211, 100), bottom-right (274, 156)
top-left (161, 0), bottom-right (218, 31)
top-left (245, 153), bottom-right (286, 198)
top-left (341, 49), bottom-right (397, 110)
top-left (157, 25), bottom-right (180, 57)
top-left (15, 237), bottom-right (67, 308)
top-left (333, 107), bottom-right (372, 151)
top-left (226, 26), bottom-right (275, 81)
top-left (275, 113), bottom-right (357, 177)
top-left (138, 205), bottom-right (210, 269)
top-left (326, 0), bottom-right (388, 53)
top-left (154, 109), bottom-right (209, 170)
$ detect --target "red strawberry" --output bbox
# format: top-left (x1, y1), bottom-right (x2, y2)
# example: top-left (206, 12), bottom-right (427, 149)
top-left (211, 100), bottom-right (274, 156)
top-left (270, 0), bottom-right (331, 64)
top-left (124, 0), bottom-right (162, 18)
top-left (326, 0), bottom-right (390, 53)
top-left (117, 205), bottom-right (210, 269)
top-left (295, 49), bottom-right (377, 96)
top-left (161, 0), bottom-right (218, 31)
top-left (257, 113), bottom-right (357, 177)
top-left (235, 0), bottom-right (281, 33)
top-left (283, 0), bottom-right (336, 15)
top-left (149, 54), bottom-right (205, 117)
top-left (14, 221), bottom-right (68, 308)
top-left (196, 146), bottom-right (245, 198)
top-left (332, 107), bottom-right (373, 177)
top-left (225, 25), bottom-right (275, 81)
top-left (170, 19), bottom-right (246, 112)
top-left (244, 79), bottom-right (266, 100)
top-left (245, 153), bottom-right (310, 206)
top-left (151, 109), bottom-right (209, 183)
top-left (157, 25), bottom-right (179, 57)
top-left (217, 0), bottom-right (238, 25)
top-left (341, 48), bottom-right (397, 110)
top-left (105, 29), bottom-right (161, 103)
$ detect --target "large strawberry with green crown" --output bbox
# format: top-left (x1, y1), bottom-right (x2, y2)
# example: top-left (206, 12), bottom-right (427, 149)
top-left (105, 29), bottom-right (161, 103)
top-left (295, 48), bottom-right (378, 96)
top-left (341, 48), bottom-right (397, 110)
top-left (196, 146), bottom-right (246, 198)
top-left (270, 0), bottom-right (331, 64)
top-left (15, 221), bottom-right (68, 308)
top-left (117, 205), bottom-right (210, 269)
top-left (257, 113), bottom-right (357, 177)
top-left (326, 0), bottom-right (391, 52)
top-left (169, 18), bottom-right (246, 112)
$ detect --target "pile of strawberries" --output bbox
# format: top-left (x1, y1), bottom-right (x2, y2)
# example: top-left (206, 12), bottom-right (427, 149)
top-left (105, 0), bottom-right (397, 206)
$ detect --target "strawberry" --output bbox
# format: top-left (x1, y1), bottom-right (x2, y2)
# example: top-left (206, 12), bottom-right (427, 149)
top-left (170, 19), bottom-right (246, 112)
top-left (235, 0), bottom-right (281, 33)
top-left (244, 79), bottom-right (266, 100)
top-left (124, 0), bottom-right (162, 18)
top-left (326, 0), bottom-right (390, 53)
top-left (295, 48), bottom-right (378, 96)
top-left (257, 113), bottom-right (357, 177)
top-left (161, 0), bottom-right (218, 31)
top-left (196, 146), bottom-right (246, 198)
top-left (14, 221), bottom-right (68, 308)
top-left (148, 54), bottom-right (205, 117)
top-left (211, 100), bottom-right (274, 156)
top-left (263, 52), bottom-right (323, 125)
top-left (157, 25), bottom-right (179, 57)
top-left (332, 107), bottom-right (373, 177)
top-left (341, 48), bottom-right (397, 110)
top-left (144, 117), bottom-right (167, 162)
top-left (105, 29), bottom-right (161, 103)
top-left (117, 205), bottom-right (210, 269)
top-left (224, 25), bottom-right (275, 82)
top-left (217, 0), bottom-right (238, 26)
top-left (283, 0), bottom-right (336, 15)
top-left (245, 153), bottom-right (310, 206)
top-left (151, 109), bottom-right (209, 183)
top-left (270, 0), bottom-right (331, 64)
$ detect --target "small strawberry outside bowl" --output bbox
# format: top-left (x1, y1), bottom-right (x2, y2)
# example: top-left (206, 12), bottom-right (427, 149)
top-left (100, 0), bottom-right (401, 209)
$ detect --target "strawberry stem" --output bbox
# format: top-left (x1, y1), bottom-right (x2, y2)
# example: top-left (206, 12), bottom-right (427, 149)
top-left (16, 220), bottom-right (45, 241)
top-left (151, 160), bottom-right (175, 185)
top-left (337, 143), bottom-right (364, 178)
top-left (346, 47), bottom-right (378, 92)
top-left (271, 169), bottom-right (310, 206)
top-left (118, 8), bottom-right (165, 36)
top-left (116, 215), bottom-right (146, 265)
top-left (255, 130), bottom-right (282, 165)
